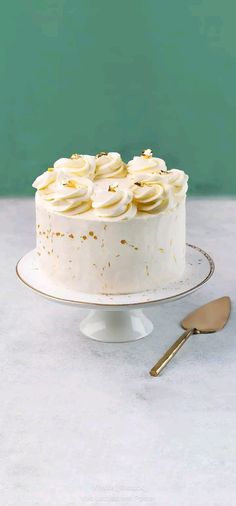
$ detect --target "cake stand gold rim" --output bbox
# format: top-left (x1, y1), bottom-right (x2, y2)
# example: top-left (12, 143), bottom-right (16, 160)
top-left (16, 243), bottom-right (215, 308)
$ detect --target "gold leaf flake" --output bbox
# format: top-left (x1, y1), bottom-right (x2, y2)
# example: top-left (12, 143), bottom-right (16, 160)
top-left (96, 151), bottom-right (108, 158)
top-left (141, 148), bottom-right (153, 158)
top-left (70, 153), bottom-right (81, 159)
top-left (63, 180), bottom-right (77, 188)
top-left (108, 184), bottom-right (118, 192)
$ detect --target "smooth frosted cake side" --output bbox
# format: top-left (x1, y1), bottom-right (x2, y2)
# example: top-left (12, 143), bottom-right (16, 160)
top-left (33, 150), bottom-right (188, 294)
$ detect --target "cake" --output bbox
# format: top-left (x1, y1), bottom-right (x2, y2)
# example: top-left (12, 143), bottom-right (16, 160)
top-left (32, 149), bottom-right (188, 294)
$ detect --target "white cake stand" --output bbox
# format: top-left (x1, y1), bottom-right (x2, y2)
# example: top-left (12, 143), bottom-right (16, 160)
top-left (16, 244), bottom-right (214, 342)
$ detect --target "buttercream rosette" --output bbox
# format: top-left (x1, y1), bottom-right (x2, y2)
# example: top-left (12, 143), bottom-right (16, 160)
top-left (91, 185), bottom-right (136, 220)
top-left (131, 173), bottom-right (170, 213)
top-left (95, 152), bottom-right (127, 179)
top-left (53, 154), bottom-right (96, 179)
top-left (165, 169), bottom-right (188, 202)
top-left (32, 150), bottom-right (188, 219)
top-left (127, 152), bottom-right (167, 176)
top-left (33, 171), bottom-right (94, 215)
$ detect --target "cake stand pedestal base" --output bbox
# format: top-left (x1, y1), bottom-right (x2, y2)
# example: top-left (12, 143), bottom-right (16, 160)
top-left (79, 309), bottom-right (153, 342)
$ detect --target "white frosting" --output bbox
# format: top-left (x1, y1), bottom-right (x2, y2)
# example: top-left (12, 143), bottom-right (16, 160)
top-left (37, 173), bottom-right (94, 215)
top-left (127, 153), bottom-right (167, 175)
top-left (95, 152), bottom-right (127, 179)
top-left (35, 197), bottom-right (186, 294)
top-left (132, 174), bottom-right (170, 213)
top-left (92, 186), bottom-right (136, 220)
top-left (32, 150), bottom-right (188, 221)
top-left (32, 169), bottom-right (56, 190)
top-left (54, 155), bottom-right (96, 179)
top-left (166, 169), bottom-right (188, 202)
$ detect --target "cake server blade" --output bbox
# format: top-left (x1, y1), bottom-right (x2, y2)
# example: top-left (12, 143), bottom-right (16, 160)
top-left (149, 296), bottom-right (231, 377)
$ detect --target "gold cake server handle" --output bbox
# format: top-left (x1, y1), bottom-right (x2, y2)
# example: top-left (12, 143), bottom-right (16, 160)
top-left (149, 328), bottom-right (197, 377)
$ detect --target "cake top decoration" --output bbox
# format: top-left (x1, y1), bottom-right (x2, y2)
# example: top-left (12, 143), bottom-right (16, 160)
top-left (108, 184), bottom-right (118, 192)
top-left (32, 149), bottom-right (188, 220)
top-left (141, 149), bottom-right (153, 158)
top-left (62, 179), bottom-right (78, 188)
top-left (70, 153), bottom-right (81, 159)
top-left (95, 152), bottom-right (127, 179)
top-left (96, 152), bottom-right (108, 158)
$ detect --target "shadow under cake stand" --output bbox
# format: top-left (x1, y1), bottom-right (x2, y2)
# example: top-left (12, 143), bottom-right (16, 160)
top-left (16, 244), bottom-right (214, 343)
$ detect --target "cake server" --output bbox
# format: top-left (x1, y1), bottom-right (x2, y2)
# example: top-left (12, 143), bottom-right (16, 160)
top-left (149, 296), bottom-right (231, 377)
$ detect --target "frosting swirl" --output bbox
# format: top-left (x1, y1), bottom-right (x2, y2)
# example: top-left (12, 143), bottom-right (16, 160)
top-left (95, 152), bottom-right (127, 179)
top-left (166, 169), bottom-right (188, 202)
top-left (32, 149), bottom-right (189, 219)
top-left (38, 173), bottom-right (94, 215)
top-left (32, 169), bottom-right (56, 190)
top-left (54, 154), bottom-right (96, 179)
top-left (92, 187), bottom-right (136, 220)
top-left (132, 173), bottom-right (169, 213)
top-left (127, 152), bottom-right (167, 175)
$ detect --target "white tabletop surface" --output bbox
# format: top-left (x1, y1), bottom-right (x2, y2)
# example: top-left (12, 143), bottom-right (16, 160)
top-left (1, 197), bottom-right (235, 506)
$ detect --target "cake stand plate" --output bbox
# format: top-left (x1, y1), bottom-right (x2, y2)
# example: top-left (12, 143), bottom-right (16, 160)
top-left (16, 244), bottom-right (214, 342)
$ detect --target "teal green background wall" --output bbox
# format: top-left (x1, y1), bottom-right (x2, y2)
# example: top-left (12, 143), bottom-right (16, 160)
top-left (1, 0), bottom-right (236, 195)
